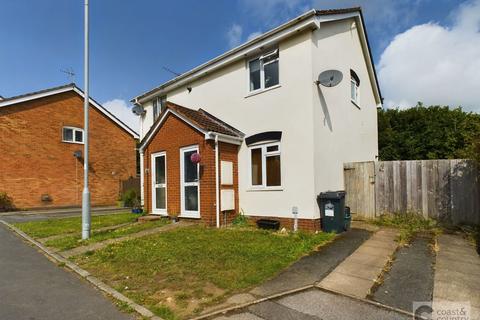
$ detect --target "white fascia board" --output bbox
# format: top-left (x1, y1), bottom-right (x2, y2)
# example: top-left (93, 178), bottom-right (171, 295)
top-left (71, 87), bottom-right (139, 139)
top-left (0, 86), bottom-right (73, 108)
top-left (318, 12), bottom-right (382, 105)
top-left (135, 13), bottom-right (320, 103)
top-left (205, 132), bottom-right (243, 145)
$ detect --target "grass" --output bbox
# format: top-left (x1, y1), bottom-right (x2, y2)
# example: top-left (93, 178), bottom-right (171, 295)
top-left (73, 225), bottom-right (335, 319)
top-left (44, 219), bottom-right (169, 251)
top-left (372, 213), bottom-right (440, 245)
top-left (13, 212), bottom-right (138, 238)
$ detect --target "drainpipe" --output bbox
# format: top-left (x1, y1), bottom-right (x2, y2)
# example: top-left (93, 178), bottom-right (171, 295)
top-left (215, 135), bottom-right (220, 228)
top-left (140, 149), bottom-right (145, 207)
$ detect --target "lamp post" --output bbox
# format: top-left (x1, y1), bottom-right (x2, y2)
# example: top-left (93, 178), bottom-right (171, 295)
top-left (82, 0), bottom-right (91, 239)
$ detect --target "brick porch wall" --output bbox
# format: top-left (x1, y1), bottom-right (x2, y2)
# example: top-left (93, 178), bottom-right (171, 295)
top-left (248, 215), bottom-right (321, 232)
top-left (143, 114), bottom-right (239, 226)
top-left (0, 92), bottom-right (137, 209)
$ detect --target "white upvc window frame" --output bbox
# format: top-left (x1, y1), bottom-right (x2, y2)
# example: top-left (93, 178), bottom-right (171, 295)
top-left (248, 141), bottom-right (282, 190)
top-left (247, 49), bottom-right (280, 94)
top-left (151, 151), bottom-right (167, 215)
top-left (62, 126), bottom-right (84, 144)
top-left (351, 75), bottom-right (360, 107)
top-left (180, 145), bottom-right (200, 218)
top-left (152, 95), bottom-right (167, 121)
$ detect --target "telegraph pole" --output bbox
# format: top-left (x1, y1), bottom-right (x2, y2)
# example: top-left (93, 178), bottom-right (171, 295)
top-left (82, 0), bottom-right (91, 239)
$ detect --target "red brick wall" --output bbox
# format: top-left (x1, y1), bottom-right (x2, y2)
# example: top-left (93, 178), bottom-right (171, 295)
top-left (0, 91), bottom-right (137, 209)
top-left (143, 114), bottom-right (239, 226)
top-left (248, 216), bottom-right (321, 232)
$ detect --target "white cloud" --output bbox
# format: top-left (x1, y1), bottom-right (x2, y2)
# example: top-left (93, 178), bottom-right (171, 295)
top-left (378, 0), bottom-right (480, 111)
top-left (102, 99), bottom-right (139, 132)
top-left (226, 24), bottom-right (243, 48)
top-left (247, 31), bottom-right (262, 41)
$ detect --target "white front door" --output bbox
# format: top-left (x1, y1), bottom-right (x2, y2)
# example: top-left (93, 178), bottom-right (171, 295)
top-left (180, 146), bottom-right (200, 218)
top-left (151, 152), bottom-right (167, 215)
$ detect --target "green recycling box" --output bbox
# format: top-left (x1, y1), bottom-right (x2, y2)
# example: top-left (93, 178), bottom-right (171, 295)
top-left (317, 191), bottom-right (346, 233)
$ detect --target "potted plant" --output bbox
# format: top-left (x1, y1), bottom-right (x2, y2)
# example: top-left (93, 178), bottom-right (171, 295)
top-left (131, 197), bottom-right (143, 214)
top-left (169, 211), bottom-right (180, 223)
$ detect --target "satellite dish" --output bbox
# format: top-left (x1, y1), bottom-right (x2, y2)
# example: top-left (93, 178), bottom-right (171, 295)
top-left (132, 104), bottom-right (145, 116)
top-left (317, 70), bottom-right (343, 87)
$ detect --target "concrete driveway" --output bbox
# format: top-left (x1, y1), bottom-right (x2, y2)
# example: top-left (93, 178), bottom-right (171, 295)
top-left (0, 223), bottom-right (132, 320)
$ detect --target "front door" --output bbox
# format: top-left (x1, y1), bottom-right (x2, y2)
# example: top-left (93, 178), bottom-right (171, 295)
top-left (151, 152), bottom-right (167, 215)
top-left (180, 146), bottom-right (200, 218)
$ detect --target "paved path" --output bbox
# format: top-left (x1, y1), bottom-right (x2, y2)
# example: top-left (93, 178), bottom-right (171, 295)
top-left (0, 223), bottom-right (131, 320)
top-left (250, 228), bottom-right (371, 297)
top-left (318, 228), bottom-right (399, 298)
top-left (433, 234), bottom-right (480, 319)
top-left (1, 207), bottom-right (127, 223)
top-left (60, 221), bottom-right (190, 258)
top-left (215, 288), bottom-right (410, 320)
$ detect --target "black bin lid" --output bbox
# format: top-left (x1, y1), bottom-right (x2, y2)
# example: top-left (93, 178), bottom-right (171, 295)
top-left (318, 190), bottom-right (346, 200)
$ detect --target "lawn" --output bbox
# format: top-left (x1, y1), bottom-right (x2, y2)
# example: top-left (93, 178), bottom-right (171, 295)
top-left (45, 219), bottom-right (169, 251)
top-left (13, 212), bottom-right (138, 238)
top-left (73, 226), bottom-right (335, 319)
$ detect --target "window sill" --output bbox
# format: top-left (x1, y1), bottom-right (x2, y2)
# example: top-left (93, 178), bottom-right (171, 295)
top-left (246, 187), bottom-right (283, 192)
top-left (351, 100), bottom-right (361, 109)
top-left (245, 84), bottom-right (281, 98)
top-left (62, 140), bottom-right (84, 145)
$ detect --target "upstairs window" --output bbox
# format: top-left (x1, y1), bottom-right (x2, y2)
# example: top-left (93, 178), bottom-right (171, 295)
top-left (62, 127), bottom-right (84, 144)
top-left (153, 95), bottom-right (167, 120)
top-left (350, 69), bottom-right (360, 106)
top-left (248, 49), bottom-right (279, 92)
top-left (250, 142), bottom-right (281, 188)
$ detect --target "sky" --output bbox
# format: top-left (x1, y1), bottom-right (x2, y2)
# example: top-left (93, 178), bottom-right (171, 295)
top-left (1, 0), bottom-right (479, 133)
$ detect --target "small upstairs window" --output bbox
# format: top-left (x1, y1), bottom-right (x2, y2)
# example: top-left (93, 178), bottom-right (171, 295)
top-left (62, 127), bottom-right (84, 144)
top-left (350, 69), bottom-right (360, 106)
top-left (248, 49), bottom-right (279, 92)
top-left (152, 95), bottom-right (167, 121)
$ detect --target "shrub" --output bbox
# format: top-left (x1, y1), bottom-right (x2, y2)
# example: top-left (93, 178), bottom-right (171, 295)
top-left (0, 192), bottom-right (15, 212)
top-left (121, 189), bottom-right (139, 208)
top-left (232, 210), bottom-right (249, 227)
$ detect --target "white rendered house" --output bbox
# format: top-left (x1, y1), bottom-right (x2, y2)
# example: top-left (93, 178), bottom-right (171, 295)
top-left (133, 7), bottom-right (382, 230)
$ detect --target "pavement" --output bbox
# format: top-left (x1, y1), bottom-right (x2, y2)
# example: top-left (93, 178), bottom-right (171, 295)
top-left (215, 288), bottom-right (410, 320)
top-left (0, 206), bottom-right (127, 223)
top-left (0, 223), bottom-right (132, 320)
top-left (433, 233), bottom-right (480, 319)
top-left (318, 228), bottom-right (399, 298)
top-left (372, 235), bottom-right (435, 311)
top-left (250, 228), bottom-right (371, 297)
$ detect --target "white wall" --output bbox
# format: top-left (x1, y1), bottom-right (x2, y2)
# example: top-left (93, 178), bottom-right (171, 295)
top-left (138, 18), bottom-right (379, 220)
top-left (311, 18), bottom-right (379, 215)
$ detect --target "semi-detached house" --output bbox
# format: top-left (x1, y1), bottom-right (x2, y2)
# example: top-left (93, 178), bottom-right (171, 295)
top-left (132, 7), bottom-right (382, 231)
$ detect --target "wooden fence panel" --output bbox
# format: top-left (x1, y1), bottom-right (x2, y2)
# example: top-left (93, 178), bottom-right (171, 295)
top-left (344, 159), bottom-right (479, 226)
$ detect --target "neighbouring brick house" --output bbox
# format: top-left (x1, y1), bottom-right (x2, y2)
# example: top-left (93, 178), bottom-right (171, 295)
top-left (0, 83), bottom-right (139, 209)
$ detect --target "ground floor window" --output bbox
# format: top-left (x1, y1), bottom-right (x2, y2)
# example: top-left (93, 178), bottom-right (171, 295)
top-left (250, 142), bottom-right (281, 188)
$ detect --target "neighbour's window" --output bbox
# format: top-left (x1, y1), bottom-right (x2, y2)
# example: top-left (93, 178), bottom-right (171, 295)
top-left (248, 49), bottom-right (279, 92)
top-left (250, 142), bottom-right (281, 188)
top-left (350, 69), bottom-right (360, 105)
top-left (153, 96), bottom-right (167, 121)
top-left (62, 127), bottom-right (84, 144)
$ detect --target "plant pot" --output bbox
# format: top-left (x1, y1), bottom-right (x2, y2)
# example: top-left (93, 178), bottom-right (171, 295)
top-left (131, 208), bottom-right (143, 214)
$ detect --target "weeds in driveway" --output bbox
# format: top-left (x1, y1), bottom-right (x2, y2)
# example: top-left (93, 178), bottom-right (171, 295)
top-left (373, 213), bottom-right (440, 245)
top-left (73, 225), bottom-right (334, 319)
top-left (13, 212), bottom-right (138, 238)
